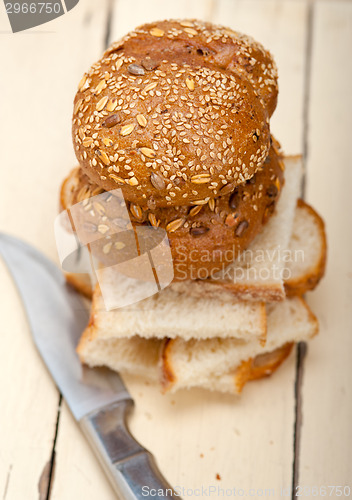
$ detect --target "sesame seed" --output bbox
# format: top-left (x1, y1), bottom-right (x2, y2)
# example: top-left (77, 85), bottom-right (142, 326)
top-left (115, 241), bottom-right (126, 250)
top-left (208, 198), bottom-right (215, 211)
top-left (189, 205), bottom-right (203, 216)
top-left (184, 27), bottom-right (198, 36)
top-left (83, 137), bottom-right (93, 147)
top-left (130, 204), bottom-right (143, 220)
top-left (106, 98), bottom-right (118, 112)
top-left (94, 79), bottom-right (106, 95)
top-left (120, 123), bottom-right (135, 136)
top-left (186, 77), bottom-right (195, 91)
top-left (103, 242), bottom-right (112, 254)
top-left (98, 224), bottom-right (109, 234)
top-left (115, 59), bottom-right (123, 71)
top-left (191, 174), bottom-right (211, 184)
top-left (144, 82), bottom-right (158, 92)
top-left (191, 199), bottom-right (209, 206)
top-left (150, 27), bottom-right (164, 37)
top-left (96, 150), bottom-right (110, 165)
top-left (110, 174), bottom-right (125, 184)
top-left (96, 96), bottom-right (108, 111)
top-left (140, 147), bottom-right (156, 158)
top-left (180, 21), bottom-right (194, 28)
top-left (74, 99), bottom-right (83, 114)
top-left (136, 114), bottom-right (147, 127)
top-left (148, 213), bottom-right (159, 227)
top-left (78, 75), bottom-right (88, 91)
top-left (166, 218), bottom-right (185, 232)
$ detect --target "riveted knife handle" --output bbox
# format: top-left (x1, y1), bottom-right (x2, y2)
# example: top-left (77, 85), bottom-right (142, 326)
top-left (80, 399), bottom-right (179, 499)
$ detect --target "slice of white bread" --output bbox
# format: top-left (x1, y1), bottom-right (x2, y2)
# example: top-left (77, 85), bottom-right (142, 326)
top-left (201, 343), bottom-right (295, 394)
top-left (77, 297), bottom-right (318, 394)
top-left (85, 274), bottom-right (267, 342)
top-left (78, 331), bottom-right (161, 383)
top-left (60, 156), bottom-right (302, 302)
top-left (160, 296), bottom-right (318, 392)
top-left (284, 199), bottom-right (327, 296)
top-left (201, 342), bottom-right (295, 394)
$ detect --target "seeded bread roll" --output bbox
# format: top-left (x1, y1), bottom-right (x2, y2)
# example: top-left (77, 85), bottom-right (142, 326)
top-left (62, 139), bottom-right (283, 281)
top-left (106, 19), bottom-right (278, 116)
top-left (72, 19), bottom-right (273, 208)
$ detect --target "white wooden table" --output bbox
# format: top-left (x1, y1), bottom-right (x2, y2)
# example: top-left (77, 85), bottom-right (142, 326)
top-left (0, 1), bottom-right (351, 498)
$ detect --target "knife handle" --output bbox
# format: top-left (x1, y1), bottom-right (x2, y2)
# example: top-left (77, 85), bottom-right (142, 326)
top-left (80, 399), bottom-right (179, 499)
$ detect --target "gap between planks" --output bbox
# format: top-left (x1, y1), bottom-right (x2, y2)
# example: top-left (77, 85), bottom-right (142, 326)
top-left (292, 0), bottom-right (315, 497)
top-left (41, 4), bottom-right (113, 498)
top-left (38, 396), bottom-right (62, 500)
top-left (2, 465), bottom-right (13, 500)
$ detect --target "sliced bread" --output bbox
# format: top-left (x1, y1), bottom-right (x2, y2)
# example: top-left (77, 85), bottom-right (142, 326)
top-left (284, 199), bottom-right (327, 296)
top-left (160, 296), bottom-right (318, 392)
top-left (85, 273), bottom-right (267, 342)
top-left (77, 297), bottom-right (318, 394)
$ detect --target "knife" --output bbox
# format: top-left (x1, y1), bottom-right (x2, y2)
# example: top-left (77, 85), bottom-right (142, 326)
top-left (0, 233), bottom-right (179, 499)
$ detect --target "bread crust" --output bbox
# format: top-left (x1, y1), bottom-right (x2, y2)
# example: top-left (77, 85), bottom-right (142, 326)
top-left (284, 199), bottom-right (327, 296)
top-left (174, 280), bottom-right (286, 302)
top-left (72, 19), bottom-right (274, 207)
top-left (59, 166), bottom-right (80, 212)
top-left (294, 295), bottom-right (319, 339)
top-left (76, 283), bottom-right (101, 361)
top-left (65, 272), bottom-right (93, 300)
top-left (234, 342), bottom-right (294, 392)
top-left (160, 338), bottom-right (177, 389)
top-left (160, 301), bottom-right (267, 392)
top-left (160, 341), bottom-right (294, 394)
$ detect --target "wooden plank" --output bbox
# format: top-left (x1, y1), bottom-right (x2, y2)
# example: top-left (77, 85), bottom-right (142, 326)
top-left (0, 1), bottom-right (110, 499)
top-left (101, 0), bottom-right (308, 495)
top-left (0, 261), bottom-right (59, 500)
top-left (51, 401), bottom-right (116, 499)
top-left (214, 0), bottom-right (308, 155)
top-left (123, 367), bottom-right (297, 494)
top-left (299, 0), bottom-right (352, 487)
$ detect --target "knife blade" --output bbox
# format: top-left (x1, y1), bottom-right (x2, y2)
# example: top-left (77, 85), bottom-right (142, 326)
top-left (0, 233), bottom-right (178, 499)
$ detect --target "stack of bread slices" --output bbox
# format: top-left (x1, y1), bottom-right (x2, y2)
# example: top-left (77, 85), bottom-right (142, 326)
top-left (60, 19), bottom-right (327, 395)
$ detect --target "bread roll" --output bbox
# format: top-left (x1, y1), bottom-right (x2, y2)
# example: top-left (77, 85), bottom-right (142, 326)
top-left (63, 139), bottom-right (283, 280)
top-left (72, 19), bottom-right (275, 207)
